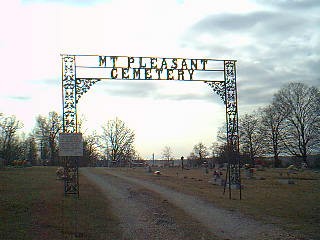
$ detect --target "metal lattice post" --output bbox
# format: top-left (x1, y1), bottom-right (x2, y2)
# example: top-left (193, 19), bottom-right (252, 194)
top-left (63, 156), bottom-right (79, 196)
top-left (62, 55), bottom-right (77, 133)
top-left (224, 60), bottom-right (241, 199)
top-left (205, 61), bottom-right (241, 199)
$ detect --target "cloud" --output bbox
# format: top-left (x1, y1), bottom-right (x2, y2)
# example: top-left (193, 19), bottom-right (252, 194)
top-left (94, 80), bottom-right (218, 102)
top-left (253, 0), bottom-right (320, 10)
top-left (22, 0), bottom-right (109, 6)
top-left (31, 79), bottom-right (60, 86)
top-left (182, 6), bottom-right (320, 111)
top-left (189, 11), bottom-right (310, 42)
top-left (99, 81), bottom-right (158, 98)
top-left (191, 11), bottom-right (276, 33)
top-left (8, 96), bottom-right (32, 101)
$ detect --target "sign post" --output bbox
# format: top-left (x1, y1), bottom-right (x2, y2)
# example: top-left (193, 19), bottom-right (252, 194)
top-left (59, 133), bottom-right (83, 196)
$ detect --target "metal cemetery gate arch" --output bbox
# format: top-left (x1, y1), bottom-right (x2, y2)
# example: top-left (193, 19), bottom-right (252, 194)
top-left (61, 54), bottom-right (241, 199)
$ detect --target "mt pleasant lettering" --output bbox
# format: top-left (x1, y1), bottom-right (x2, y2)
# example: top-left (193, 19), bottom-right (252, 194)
top-left (98, 56), bottom-right (208, 80)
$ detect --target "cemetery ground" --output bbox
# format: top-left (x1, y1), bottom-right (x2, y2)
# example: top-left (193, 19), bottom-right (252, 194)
top-left (0, 166), bottom-right (319, 240)
top-left (0, 167), bottom-right (121, 240)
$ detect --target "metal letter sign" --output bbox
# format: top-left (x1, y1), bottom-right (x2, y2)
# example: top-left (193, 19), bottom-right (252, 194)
top-left (59, 133), bottom-right (83, 157)
top-left (62, 54), bottom-right (241, 199)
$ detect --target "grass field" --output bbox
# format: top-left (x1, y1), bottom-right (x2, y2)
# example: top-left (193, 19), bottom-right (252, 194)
top-left (0, 167), bottom-right (120, 240)
top-left (1, 166), bottom-right (319, 239)
top-left (114, 167), bottom-right (320, 239)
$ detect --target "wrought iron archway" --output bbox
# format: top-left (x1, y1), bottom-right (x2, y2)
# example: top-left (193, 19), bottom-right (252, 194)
top-left (61, 54), bottom-right (241, 199)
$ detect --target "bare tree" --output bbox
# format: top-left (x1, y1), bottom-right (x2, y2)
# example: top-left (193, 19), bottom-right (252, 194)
top-left (81, 133), bottom-right (100, 167)
top-left (35, 111), bottom-right (62, 165)
top-left (207, 142), bottom-right (219, 168)
top-left (239, 113), bottom-right (264, 166)
top-left (274, 82), bottom-right (320, 166)
top-left (216, 125), bottom-right (227, 145)
top-left (100, 118), bottom-right (135, 167)
top-left (77, 114), bottom-right (87, 134)
top-left (161, 146), bottom-right (173, 166)
top-left (193, 142), bottom-right (208, 166)
top-left (210, 142), bottom-right (220, 158)
top-left (0, 114), bottom-right (23, 163)
top-left (187, 152), bottom-right (197, 168)
top-left (21, 135), bottom-right (38, 165)
top-left (260, 104), bottom-right (288, 167)
top-left (213, 125), bottom-right (232, 165)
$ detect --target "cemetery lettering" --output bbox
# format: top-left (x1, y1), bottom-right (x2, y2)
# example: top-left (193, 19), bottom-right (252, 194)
top-left (98, 56), bottom-right (208, 80)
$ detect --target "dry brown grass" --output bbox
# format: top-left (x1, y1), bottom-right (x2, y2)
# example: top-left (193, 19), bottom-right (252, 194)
top-left (0, 167), bottom-right (121, 240)
top-left (113, 167), bottom-right (320, 239)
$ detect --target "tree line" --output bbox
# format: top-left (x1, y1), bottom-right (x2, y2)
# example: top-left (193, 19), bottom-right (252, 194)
top-left (0, 111), bottom-right (63, 166)
top-left (0, 111), bottom-right (138, 167)
top-left (1, 82), bottom-right (319, 168)
top-left (181, 82), bottom-right (320, 168)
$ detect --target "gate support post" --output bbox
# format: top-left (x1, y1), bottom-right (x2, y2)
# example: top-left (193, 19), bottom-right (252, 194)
top-left (224, 60), bottom-right (241, 199)
top-left (62, 55), bottom-right (79, 197)
top-left (206, 60), bottom-right (241, 199)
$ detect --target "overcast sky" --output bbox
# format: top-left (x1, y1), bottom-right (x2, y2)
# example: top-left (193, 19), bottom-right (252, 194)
top-left (1, 0), bottom-right (319, 159)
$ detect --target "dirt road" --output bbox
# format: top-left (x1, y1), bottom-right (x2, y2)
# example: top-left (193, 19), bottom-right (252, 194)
top-left (81, 168), bottom-right (300, 240)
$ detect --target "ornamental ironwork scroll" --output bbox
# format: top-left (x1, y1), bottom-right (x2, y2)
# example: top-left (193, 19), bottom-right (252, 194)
top-left (61, 54), bottom-right (241, 199)
top-left (62, 56), bottom-right (76, 133)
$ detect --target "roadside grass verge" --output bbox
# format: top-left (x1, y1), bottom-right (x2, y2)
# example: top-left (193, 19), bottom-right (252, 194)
top-left (111, 167), bottom-right (320, 239)
top-left (0, 167), bottom-right (120, 240)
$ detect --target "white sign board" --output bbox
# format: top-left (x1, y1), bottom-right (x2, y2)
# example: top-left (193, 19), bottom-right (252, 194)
top-left (59, 133), bottom-right (83, 156)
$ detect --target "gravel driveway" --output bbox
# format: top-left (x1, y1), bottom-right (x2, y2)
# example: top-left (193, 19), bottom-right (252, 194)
top-left (81, 168), bottom-right (217, 240)
top-left (81, 168), bottom-right (301, 240)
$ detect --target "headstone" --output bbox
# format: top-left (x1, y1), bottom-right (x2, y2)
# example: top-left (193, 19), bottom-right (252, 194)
top-left (278, 179), bottom-right (295, 184)
top-left (210, 171), bottom-right (225, 186)
top-left (230, 183), bottom-right (243, 189)
top-left (146, 165), bottom-right (152, 173)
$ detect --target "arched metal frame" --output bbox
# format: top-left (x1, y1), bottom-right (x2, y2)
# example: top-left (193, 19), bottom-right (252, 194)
top-left (61, 54), bottom-right (241, 199)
